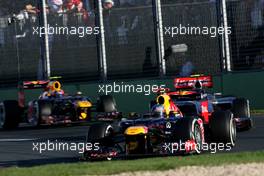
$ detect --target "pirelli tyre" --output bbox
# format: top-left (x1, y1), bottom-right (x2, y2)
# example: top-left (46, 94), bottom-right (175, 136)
top-left (87, 123), bottom-right (114, 143)
top-left (210, 110), bottom-right (236, 146)
top-left (172, 117), bottom-right (203, 154)
top-left (233, 98), bottom-right (250, 118)
top-left (232, 98), bottom-right (252, 131)
top-left (0, 100), bottom-right (21, 129)
top-left (85, 123), bottom-right (115, 161)
top-left (96, 95), bottom-right (117, 113)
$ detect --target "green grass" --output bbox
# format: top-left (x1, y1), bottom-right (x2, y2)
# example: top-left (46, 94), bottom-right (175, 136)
top-left (251, 109), bottom-right (264, 115)
top-left (1, 151), bottom-right (264, 176)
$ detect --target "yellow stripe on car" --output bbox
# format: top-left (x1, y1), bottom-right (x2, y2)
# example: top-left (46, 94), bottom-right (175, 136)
top-left (125, 126), bottom-right (148, 135)
top-left (77, 101), bottom-right (92, 108)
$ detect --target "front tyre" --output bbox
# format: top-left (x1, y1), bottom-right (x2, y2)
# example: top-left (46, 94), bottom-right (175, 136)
top-left (173, 117), bottom-right (204, 154)
top-left (87, 123), bottom-right (114, 142)
top-left (28, 101), bottom-right (40, 127)
top-left (85, 123), bottom-right (115, 161)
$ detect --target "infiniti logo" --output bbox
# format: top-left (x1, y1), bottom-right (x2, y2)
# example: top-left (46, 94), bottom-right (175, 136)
top-left (166, 122), bottom-right (171, 129)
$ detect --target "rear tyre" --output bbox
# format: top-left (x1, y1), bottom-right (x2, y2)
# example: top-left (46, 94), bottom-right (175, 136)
top-left (233, 98), bottom-right (252, 131)
top-left (233, 98), bottom-right (250, 118)
top-left (210, 110), bottom-right (236, 146)
top-left (96, 95), bottom-right (117, 113)
top-left (0, 100), bottom-right (20, 129)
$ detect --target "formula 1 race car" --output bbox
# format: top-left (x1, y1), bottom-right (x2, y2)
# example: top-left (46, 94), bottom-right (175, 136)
top-left (83, 76), bottom-right (238, 160)
top-left (0, 80), bottom-right (117, 129)
top-left (171, 75), bottom-right (253, 131)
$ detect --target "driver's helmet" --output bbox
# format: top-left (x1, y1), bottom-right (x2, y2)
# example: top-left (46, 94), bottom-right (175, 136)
top-left (151, 104), bottom-right (165, 118)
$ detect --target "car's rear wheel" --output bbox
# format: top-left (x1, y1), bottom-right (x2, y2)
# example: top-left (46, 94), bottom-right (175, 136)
top-left (233, 98), bottom-right (252, 131)
top-left (210, 110), bottom-right (236, 146)
top-left (0, 100), bottom-right (20, 129)
top-left (233, 98), bottom-right (250, 118)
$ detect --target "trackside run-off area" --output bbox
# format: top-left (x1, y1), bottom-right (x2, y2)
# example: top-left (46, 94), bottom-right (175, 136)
top-left (0, 151), bottom-right (264, 176)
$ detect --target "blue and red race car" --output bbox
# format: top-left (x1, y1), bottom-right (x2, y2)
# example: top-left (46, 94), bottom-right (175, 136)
top-left (170, 75), bottom-right (252, 131)
top-left (0, 79), bottom-right (117, 129)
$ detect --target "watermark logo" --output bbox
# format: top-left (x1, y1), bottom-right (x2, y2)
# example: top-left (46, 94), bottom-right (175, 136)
top-left (163, 141), bottom-right (232, 154)
top-left (32, 24), bottom-right (100, 38)
top-left (98, 82), bottom-right (166, 96)
top-left (32, 140), bottom-right (100, 154)
top-left (164, 24), bottom-right (232, 38)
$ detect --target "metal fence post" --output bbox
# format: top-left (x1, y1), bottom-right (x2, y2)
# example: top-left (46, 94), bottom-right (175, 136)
top-left (41, 0), bottom-right (51, 79)
top-left (221, 0), bottom-right (232, 72)
top-left (152, 0), bottom-right (166, 77)
top-left (97, 0), bottom-right (107, 81)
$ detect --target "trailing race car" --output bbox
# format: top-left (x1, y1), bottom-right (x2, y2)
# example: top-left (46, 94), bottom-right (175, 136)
top-left (210, 95), bottom-right (252, 131)
top-left (83, 76), bottom-right (238, 160)
top-left (172, 75), bottom-right (252, 131)
top-left (0, 80), bottom-right (117, 129)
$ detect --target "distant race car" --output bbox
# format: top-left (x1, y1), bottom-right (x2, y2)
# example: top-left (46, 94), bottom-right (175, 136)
top-left (83, 75), bottom-right (239, 160)
top-left (0, 79), bottom-right (117, 129)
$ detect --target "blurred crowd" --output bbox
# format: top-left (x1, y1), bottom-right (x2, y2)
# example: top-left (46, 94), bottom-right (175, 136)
top-left (0, 0), bottom-right (116, 24)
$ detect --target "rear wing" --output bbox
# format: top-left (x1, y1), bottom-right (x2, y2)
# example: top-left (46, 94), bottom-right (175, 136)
top-left (174, 75), bottom-right (213, 89)
top-left (18, 80), bottom-right (62, 107)
top-left (17, 80), bottom-right (50, 108)
top-left (22, 80), bottom-right (50, 89)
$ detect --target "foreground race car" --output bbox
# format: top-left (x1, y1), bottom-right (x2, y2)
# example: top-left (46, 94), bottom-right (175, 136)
top-left (0, 80), bottom-right (117, 129)
top-left (172, 75), bottom-right (253, 131)
top-left (83, 76), bottom-right (238, 160)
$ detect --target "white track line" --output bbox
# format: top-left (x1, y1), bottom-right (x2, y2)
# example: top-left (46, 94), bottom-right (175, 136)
top-left (0, 139), bottom-right (36, 142)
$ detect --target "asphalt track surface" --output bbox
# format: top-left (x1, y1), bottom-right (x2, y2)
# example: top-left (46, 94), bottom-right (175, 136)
top-left (0, 116), bottom-right (263, 168)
